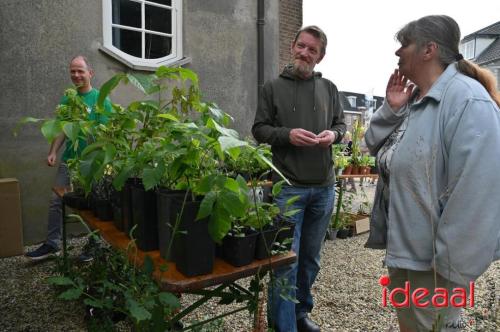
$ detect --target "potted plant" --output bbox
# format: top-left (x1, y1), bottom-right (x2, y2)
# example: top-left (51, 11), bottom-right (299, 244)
top-left (62, 159), bottom-right (90, 210)
top-left (359, 154), bottom-right (375, 175)
top-left (90, 175), bottom-right (113, 221)
top-left (350, 118), bottom-right (365, 174)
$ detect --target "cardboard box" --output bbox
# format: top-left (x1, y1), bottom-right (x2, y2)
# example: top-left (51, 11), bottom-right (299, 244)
top-left (0, 178), bottom-right (24, 257)
top-left (348, 213), bottom-right (370, 235)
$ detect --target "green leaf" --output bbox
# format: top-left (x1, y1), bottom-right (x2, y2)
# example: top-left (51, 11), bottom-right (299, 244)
top-left (12, 117), bottom-right (44, 137)
top-left (84, 298), bottom-right (104, 309)
top-left (62, 122), bottom-right (80, 143)
top-left (235, 174), bottom-right (248, 187)
top-left (157, 113), bottom-right (179, 122)
top-left (283, 208), bottom-right (301, 217)
top-left (158, 292), bottom-right (181, 309)
top-left (142, 167), bottom-right (156, 190)
top-left (47, 276), bottom-right (74, 286)
top-left (113, 164), bottom-right (135, 190)
top-left (208, 207), bottom-right (232, 243)
top-left (59, 288), bottom-right (83, 300)
top-left (103, 143), bottom-right (117, 165)
top-left (79, 151), bottom-right (101, 183)
top-left (195, 174), bottom-right (217, 193)
top-left (196, 191), bottom-right (217, 220)
top-left (272, 181), bottom-right (284, 197)
top-left (41, 119), bottom-right (63, 143)
top-left (156, 66), bottom-right (178, 79)
top-left (81, 141), bottom-right (105, 157)
top-left (223, 177), bottom-right (240, 193)
top-left (286, 195), bottom-right (300, 206)
top-left (218, 136), bottom-right (248, 152)
top-left (219, 191), bottom-right (246, 218)
top-left (207, 104), bottom-right (232, 124)
top-left (207, 119), bottom-right (239, 138)
top-left (178, 68), bottom-right (199, 85)
top-left (126, 72), bottom-right (157, 95)
top-left (259, 154), bottom-right (291, 185)
top-left (127, 298), bottom-right (152, 322)
top-left (98, 73), bottom-right (126, 108)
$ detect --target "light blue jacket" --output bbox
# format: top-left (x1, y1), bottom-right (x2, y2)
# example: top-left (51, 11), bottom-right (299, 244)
top-left (365, 64), bottom-right (500, 286)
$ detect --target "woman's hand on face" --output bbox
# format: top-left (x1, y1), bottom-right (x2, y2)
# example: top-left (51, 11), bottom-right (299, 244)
top-left (386, 69), bottom-right (415, 111)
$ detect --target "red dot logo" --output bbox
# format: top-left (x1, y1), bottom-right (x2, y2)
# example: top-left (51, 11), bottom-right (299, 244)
top-left (379, 275), bottom-right (391, 286)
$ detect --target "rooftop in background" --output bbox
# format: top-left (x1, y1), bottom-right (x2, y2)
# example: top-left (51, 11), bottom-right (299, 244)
top-left (339, 91), bottom-right (384, 113)
top-left (461, 21), bottom-right (500, 65)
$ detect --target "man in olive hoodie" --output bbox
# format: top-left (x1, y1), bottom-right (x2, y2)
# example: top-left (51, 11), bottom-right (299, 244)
top-left (252, 26), bottom-right (345, 332)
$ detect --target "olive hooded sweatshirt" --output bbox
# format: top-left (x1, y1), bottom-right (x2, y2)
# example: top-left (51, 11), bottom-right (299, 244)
top-left (252, 65), bottom-right (346, 186)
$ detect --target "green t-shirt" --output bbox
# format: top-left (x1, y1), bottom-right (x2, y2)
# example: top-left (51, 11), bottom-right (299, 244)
top-left (61, 88), bottom-right (112, 161)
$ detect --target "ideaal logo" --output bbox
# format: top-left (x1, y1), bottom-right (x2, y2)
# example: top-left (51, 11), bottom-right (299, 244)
top-left (378, 275), bottom-right (475, 308)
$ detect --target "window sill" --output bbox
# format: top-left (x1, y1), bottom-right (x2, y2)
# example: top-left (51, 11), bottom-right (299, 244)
top-left (99, 46), bottom-right (192, 71)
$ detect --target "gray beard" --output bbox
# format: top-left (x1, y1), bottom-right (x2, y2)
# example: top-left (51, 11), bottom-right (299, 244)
top-left (292, 62), bottom-right (314, 78)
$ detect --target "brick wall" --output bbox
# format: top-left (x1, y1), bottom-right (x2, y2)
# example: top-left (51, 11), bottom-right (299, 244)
top-left (279, 0), bottom-right (303, 71)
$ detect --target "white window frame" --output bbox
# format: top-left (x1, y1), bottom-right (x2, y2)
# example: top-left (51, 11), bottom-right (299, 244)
top-left (347, 96), bottom-right (357, 108)
top-left (102, 0), bottom-right (188, 70)
top-left (461, 40), bottom-right (475, 60)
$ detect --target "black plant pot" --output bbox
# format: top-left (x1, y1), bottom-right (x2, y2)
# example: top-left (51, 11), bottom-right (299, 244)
top-left (215, 243), bottom-right (223, 258)
top-left (337, 228), bottom-right (350, 239)
top-left (122, 178), bottom-right (140, 238)
top-left (171, 196), bottom-right (215, 277)
top-left (255, 226), bottom-right (279, 260)
top-left (63, 192), bottom-right (89, 210)
top-left (222, 230), bottom-right (258, 267)
top-left (95, 199), bottom-right (113, 221)
top-left (111, 188), bottom-right (124, 231)
top-left (131, 184), bottom-right (158, 251)
top-left (156, 188), bottom-right (187, 261)
top-left (90, 192), bottom-right (98, 217)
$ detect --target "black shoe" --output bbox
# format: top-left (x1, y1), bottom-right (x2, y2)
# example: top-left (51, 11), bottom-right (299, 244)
top-left (78, 238), bottom-right (100, 263)
top-left (297, 317), bottom-right (320, 332)
top-left (25, 243), bottom-right (60, 261)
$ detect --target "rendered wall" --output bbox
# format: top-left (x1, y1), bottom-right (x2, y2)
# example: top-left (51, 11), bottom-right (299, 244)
top-left (0, 0), bottom-right (280, 244)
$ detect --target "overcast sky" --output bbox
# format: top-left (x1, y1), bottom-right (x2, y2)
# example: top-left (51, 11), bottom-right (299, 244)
top-left (303, 0), bottom-right (500, 97)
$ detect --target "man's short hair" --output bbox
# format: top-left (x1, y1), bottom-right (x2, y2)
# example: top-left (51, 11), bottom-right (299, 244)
top-left (71, 55), bottom-right (93, 71)
top-left (293, 25), bottom-right (327, 55)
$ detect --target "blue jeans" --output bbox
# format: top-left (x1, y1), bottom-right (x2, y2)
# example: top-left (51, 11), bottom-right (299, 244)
top-left (46, 163), bottom-right (70, 249)
top-left (268, 185), bottom-right (335, 332)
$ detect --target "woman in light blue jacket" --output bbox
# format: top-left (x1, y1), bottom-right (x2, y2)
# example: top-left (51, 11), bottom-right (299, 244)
top-left (365, 15), bottom-right (500, 331)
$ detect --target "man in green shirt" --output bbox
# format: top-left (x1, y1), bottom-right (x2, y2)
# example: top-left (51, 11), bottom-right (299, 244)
top-left (26, 55), bottom-right (112, 260)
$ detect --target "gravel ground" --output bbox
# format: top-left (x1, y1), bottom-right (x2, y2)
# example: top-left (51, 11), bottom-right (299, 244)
top-left (1, 182), bottom-right (498, 331)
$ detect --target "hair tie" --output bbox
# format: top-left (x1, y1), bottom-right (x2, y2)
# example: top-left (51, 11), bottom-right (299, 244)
top-left (455, 53), bottom-right (464, 61)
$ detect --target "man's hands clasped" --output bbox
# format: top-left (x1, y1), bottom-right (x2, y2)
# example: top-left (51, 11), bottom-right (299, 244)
top-left (289, 128), bottom-right (336, 147)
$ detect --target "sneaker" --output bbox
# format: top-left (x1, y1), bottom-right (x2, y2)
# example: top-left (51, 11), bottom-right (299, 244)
top-left (78, 238), bottom-right (100, 262)
top-left (25, 243), bottom-right (60, 261)
top-left (78, 252), bottom-right (94, 263)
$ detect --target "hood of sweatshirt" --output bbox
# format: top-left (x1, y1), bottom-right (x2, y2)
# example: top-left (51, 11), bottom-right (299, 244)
top-left (280, 65), bottom-right (323, 113)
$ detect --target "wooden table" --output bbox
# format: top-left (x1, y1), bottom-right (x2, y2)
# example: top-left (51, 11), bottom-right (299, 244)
top-left (54, 186), bottom-right (296, 330)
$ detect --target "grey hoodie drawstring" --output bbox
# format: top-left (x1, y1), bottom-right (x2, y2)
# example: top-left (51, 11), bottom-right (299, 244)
top-left (313, 76), bottom-right (316, 111)
top-left (293, 80), bottom-right (297, 112)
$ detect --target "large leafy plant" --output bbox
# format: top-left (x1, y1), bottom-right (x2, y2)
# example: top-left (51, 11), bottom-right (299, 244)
top-left (48, 239), bottom-right (180, 331)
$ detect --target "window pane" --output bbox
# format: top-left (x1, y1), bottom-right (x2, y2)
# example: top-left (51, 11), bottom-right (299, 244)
top-left (112, 0), bottom-right (141, 28)
top-left (145, 33), bottom-right (172, 59)
top-left (113, 27), bottom-right (142, 58)
top-left (148, 0), bottom-right (172, 6)
top-left (145, 5), bottom-right (171, 34)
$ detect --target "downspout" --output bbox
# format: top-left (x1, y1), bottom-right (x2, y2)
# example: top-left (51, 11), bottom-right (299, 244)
top-left (257, 0), bottom-right (265, 101)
